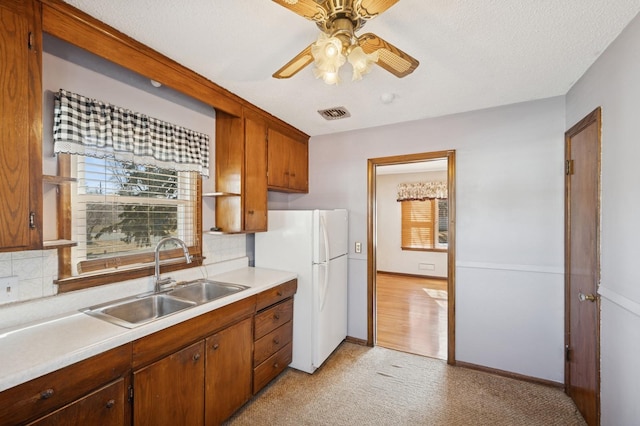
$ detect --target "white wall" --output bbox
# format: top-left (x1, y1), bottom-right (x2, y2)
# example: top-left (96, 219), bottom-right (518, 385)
top-left (566, 11), bottom-right (640, 425)
top-left (286, 96), bottom-right (566, 382)
top-left (376, 171), bottom-right (448, 277)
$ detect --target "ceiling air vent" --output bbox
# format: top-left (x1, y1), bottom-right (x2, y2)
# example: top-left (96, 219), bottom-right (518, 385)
top-left (318, 106), bottom-right (351, 121)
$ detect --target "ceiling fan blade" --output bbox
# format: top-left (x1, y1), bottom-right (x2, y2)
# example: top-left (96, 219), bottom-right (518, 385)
top-left (358, 33), bottom-right (419, 77)
top-left (356, 0), bottom-right (400, 20)
top-left (273, 44), bottom-right (315, 79)
top-left (271, 0), bottom-right (327, 22)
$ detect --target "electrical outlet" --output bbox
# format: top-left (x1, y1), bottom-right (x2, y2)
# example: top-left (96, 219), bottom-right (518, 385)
top-left (355, 242), bottom-right (362, 253)
top-left (0, 276), bottom-right (19, 305)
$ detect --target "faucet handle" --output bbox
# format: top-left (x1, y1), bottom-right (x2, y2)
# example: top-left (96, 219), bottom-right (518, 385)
top-left (156, 276), bottom-right (175, 289)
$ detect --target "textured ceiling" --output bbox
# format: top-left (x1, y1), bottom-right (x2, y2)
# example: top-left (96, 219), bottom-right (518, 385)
top-left (62, 0), bottom-right (640, 137)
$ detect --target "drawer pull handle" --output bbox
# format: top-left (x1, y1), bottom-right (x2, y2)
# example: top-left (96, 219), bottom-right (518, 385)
top-left (213, 343), bottom-right (220, 350)
top-left (40, 389), bottom-right (53, 399)
top-left (193, 353), bottom-right (201, 361)
top-left (273, 337), bottom-right (280, 345)
top-left (277, 290), bottom-right (283, 296)
top-left (40, 389), bottom-right (54, 400)
top-left (274, 363), bottom-right (279, 369)
top-left (274, 314), bottom-right (280, 320)
top-left (106, 399), bottom-right (115, 409)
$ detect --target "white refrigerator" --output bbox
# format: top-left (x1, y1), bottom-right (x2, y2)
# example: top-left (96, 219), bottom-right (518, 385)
top-left (254, 209), bottom-right (348, 374)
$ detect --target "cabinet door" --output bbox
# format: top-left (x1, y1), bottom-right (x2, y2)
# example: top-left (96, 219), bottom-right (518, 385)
top-left (0, 0), bottom-right (40, 250)
top-left (288, 137), bottom-right (308, 192)
top-left (28, 379), bottom-right (125, 426)
top-left (266, 128), bottom-right (290, 189)
top-left (244, 117), bottom-right (268, 232)
top-left (205, 317), bottom-right (252, 425)
top-left (133, 341), bottom-right (205, 426)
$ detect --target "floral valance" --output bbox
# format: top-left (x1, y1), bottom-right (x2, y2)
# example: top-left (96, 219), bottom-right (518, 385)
top-left (397, 181), bottom-right (447, 201)
top-left (53, 89), bottom-right (210, 177)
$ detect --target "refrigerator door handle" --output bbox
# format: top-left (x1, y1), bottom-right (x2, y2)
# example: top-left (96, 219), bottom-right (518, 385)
top-left (319, 215), bottom-right (331, 311)
top-left (318, 261), bottom-right (329, 311)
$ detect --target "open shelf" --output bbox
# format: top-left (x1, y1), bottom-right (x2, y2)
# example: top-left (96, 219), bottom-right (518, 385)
top-left (43, 175), bottom-right (77, 185)
top-left (43, 239), bottom-right (77, 249)
top-left (202, 191), bottom-right (241, 197)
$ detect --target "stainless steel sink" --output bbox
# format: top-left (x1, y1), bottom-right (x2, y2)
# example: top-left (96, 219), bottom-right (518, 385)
top-left (167, 279), bottom-right (249, 304)
top-left (82, 294), bottom-right (196, 328)
top-left (82, 280), bottom-right (249, 328)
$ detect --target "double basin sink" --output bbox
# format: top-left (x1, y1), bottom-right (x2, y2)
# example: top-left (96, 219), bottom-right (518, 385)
top-left (82, 279), bottom-right (249, 328)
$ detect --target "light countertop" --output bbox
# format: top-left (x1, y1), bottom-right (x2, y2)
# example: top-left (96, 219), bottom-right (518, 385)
top-left (0, 266), bottom-right (296, 393)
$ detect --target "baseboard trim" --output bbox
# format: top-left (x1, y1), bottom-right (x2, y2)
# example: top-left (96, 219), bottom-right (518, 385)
top-left (345, 336), bottom-right (370, 346)
top-left (455, 361), bottom-right (564, 389)
top-left (377, 271), bottom-right (447, 281)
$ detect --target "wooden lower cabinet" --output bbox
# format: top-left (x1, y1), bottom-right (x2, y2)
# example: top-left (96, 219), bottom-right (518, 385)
top-left (132, 317), bottom-right (253, 426)
top-left (2, 281), bottom-right (298, 425)
top-left (0, 344), bottom-right (131, 425)
top-left (133, 341), bottom-right (205, 426)
top-left (253, 296), bottom-right (295, 394)
top-left (28, 379), bottom-right (126, 426)
top-left (205, 317), bottom-right (253, 425)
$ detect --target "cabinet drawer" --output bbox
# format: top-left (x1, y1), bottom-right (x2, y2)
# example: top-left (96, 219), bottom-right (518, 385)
top-left (254, 298), bottom-right (293, 339)
top-left (27, 379), bottom-right (125, 426)
top-left (0, 344), bottom-right (131, 425)
top-left (255, 279), bottom-right (297, 311)
top-left (253, 321), bottom-right (293, 367)
top-left (253, 343), bottom-right (292, 394)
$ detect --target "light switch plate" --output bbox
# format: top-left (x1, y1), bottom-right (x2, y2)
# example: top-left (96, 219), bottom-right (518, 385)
top-left (355, 242), bottom-right (362, 253)
top-left (0, 276), bottom-right (19, 305)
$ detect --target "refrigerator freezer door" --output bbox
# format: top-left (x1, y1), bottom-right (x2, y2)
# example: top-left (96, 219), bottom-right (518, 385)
top-left (313, 209), bottom-right (349, 263)
top-left (312, 254), bottom-right (348, 369)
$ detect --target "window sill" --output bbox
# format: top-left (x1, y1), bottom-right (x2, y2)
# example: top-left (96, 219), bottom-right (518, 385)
top-left (55, 257), bottom-right (203, 293)
top-left (401, 246), bottom-right (448, 253)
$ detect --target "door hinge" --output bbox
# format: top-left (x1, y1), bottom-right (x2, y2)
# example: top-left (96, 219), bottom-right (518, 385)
top-left (128, 385), bottom-right (134, 403)
top-left (565, 159), bottom-right (574, 176)
top-left (28, 32), bottom-right (34, 50)
top-left (565, 345), bottom-right (571, 362)
top-left (29, 212), bottom-right (35, 229)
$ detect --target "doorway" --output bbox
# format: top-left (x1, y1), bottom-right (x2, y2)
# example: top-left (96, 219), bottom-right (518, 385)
top-left (367, 151), bottom-right (456, 364)
top-left (565, 108), bottom-right (601, 425)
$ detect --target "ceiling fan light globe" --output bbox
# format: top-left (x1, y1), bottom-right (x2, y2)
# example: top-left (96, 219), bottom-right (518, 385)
top-left (348, 46), bottom-right (378, 80)
top-left (322, 71), bottom-right (340, 85)
top-left (325, 43), bottom-right (339, 58)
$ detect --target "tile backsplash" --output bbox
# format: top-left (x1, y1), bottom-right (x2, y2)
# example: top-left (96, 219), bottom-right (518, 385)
top-left (0, 250), bottom-right (58, 303)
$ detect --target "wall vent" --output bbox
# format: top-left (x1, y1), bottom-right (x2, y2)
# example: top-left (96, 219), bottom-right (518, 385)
top-left (318, 106), bottom-right (351, 120)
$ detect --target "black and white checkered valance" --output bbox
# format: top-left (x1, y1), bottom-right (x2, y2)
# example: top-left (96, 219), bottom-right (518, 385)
top-left (53, 89), bottom-right (210, 177)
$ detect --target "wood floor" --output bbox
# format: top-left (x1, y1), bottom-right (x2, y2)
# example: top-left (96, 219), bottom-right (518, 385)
top-left (375, 272), bottom-right (447, 359)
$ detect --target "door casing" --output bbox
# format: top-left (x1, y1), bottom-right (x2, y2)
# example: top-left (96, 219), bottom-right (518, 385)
top-left (565, 107), bottom-right (601, 425)
top-left (367, 150), bottom-right (456, 364)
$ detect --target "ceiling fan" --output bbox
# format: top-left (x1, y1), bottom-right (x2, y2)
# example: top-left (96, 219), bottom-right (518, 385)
top-left (272, 0), bottom-right (419, 84)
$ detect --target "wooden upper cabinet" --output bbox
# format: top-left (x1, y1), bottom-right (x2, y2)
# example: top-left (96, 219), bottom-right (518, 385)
top-left (0, 0), bottom-right (42, 251)
top-left (214, 109), bottom-right (268, 233)
top-left (243, 114), bottom-right (268, 232)
top-left (267, 127), bottom-right (308, 193)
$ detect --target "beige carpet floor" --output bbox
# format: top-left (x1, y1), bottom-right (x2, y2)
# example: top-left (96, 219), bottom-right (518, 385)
top-left (226, 342), bottom-right (587, 426)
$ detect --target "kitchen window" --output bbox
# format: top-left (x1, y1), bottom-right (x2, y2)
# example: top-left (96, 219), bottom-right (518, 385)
top-left (71, 156), bottom-right (198, 275)
top-left (52, 89), bottom-right (208, 290)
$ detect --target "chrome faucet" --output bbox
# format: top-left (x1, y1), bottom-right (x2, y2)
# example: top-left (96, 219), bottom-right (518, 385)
top-left (154, 237), bottom-right (192, 293)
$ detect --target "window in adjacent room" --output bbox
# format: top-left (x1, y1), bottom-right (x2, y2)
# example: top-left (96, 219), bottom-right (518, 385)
top-left (398, 181), bottom-right (448, 251)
